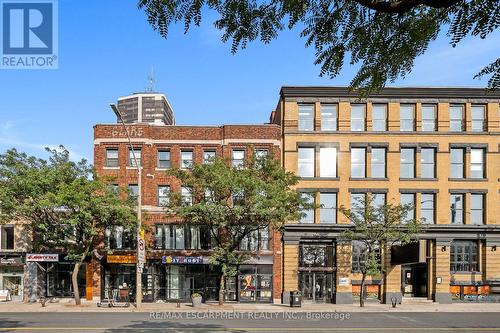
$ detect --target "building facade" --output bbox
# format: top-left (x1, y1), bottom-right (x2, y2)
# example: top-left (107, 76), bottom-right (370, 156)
top-left (117, 93), bottom-right (175, 125)
top-left (91, 123), bottom-right (282, 303)
top-left (271, 87), bottom-right (500, 304)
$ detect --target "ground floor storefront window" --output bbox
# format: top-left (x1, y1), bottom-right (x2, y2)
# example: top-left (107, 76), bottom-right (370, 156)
top-left (45, 262), bottom-right (86, 297)
top-left (102, 264), bottom-right (136, 301)
top-left (238, 265), bottom-right (272, 302)
top-left (0, 265), bottom-right (24, 300)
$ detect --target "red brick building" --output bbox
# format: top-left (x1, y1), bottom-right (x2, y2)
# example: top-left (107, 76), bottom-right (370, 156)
top-left (90, 123), bottom-right (282, 303)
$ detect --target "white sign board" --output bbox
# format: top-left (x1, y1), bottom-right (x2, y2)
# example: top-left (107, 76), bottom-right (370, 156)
top-left (0, 290), bottom-right (11, 301)
top-left (26, 254), bottom-right (58, 262)
top-left (138, 238), bottom-right (145, 263)
top-left (338, 278), bottom-right (350, 286)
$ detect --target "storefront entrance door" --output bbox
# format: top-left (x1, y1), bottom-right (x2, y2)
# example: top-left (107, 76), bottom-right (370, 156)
top-left (299, 272), bottom-right (334, 303)
top-left (401, 263), bottom-right (427, 297)
top-left (3, 276), bottom-right (22, 300)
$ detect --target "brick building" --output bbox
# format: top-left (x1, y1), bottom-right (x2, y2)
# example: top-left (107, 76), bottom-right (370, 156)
top-left (271, 86), bottom-right (500, 304)
top-left (91, 122), bottom-right (282, 303)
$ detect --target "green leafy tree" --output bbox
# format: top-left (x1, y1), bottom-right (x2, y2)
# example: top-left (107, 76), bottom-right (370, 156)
top-left (165, 155), bottom-right (308, 305)
top-left (0, 147), bottom-right (137, 305)
top-left (340, 194), bottom-right (421, 307)
top-left (138, 0), bottom-right (499, 92)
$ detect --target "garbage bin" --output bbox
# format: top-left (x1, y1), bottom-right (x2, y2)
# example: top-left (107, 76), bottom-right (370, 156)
top-left (290, 290), bottom-right (302, 307)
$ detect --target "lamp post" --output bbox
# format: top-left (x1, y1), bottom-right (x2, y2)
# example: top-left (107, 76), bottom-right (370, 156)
top-left (110, 103), bottom-right (143, 309)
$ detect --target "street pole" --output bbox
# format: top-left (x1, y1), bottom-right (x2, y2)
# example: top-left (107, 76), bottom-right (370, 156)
top-left (110, 104), bottom-right (142, 309)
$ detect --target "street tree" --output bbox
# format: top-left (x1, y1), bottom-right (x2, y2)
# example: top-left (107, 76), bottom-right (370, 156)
top-left (339, 194), bottom-right (421, 307)
top-left (164, 154), bottom-right (308, 305)
top-left (138, 0), bottom-right (499, 92)
top-left (0, 147), bottom-right (137, 305)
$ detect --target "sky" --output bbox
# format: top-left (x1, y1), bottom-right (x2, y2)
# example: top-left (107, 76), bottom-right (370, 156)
top-left (0, 0), bottom-right (499, 162)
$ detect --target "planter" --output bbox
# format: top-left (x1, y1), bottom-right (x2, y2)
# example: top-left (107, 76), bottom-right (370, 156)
top-left (191, 296), bottom-right (202, 307)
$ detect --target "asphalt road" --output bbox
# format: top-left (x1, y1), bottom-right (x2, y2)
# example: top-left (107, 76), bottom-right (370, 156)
top-left (1, 312), bottom-right (500, 332)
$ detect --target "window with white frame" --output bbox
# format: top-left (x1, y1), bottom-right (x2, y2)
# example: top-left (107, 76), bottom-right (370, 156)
top-left (371, 148), bottom-right (386, 178)
top-left (298, 147), bottom-right (315, 177)
top-left (319, 147), bottom-right (337, 178)
top-left (450, 193), bottom-right (464, 224)
top-left (105, 149), bottom-right (119, 167)
top-left (449, 104), bottom-right (464, 132)
top-left (158, 185), bottom-right (170, 206)
top-left (471, 105), bottom-right (485, 132)
top-left (470, 148), bottom-right (485, 179)
top-left (232, 150), bottom-right (245, 168)
top-left (351, 104), bottom-right (366, 131)
top-left (203, 150), bottom-right (216, 164)
top-left (450, 148), bottom-right (465, 178)
top-left (420, 148), bottom-right (435, 178)
top-left (372, 104), bottom-right (387, 131)
top-left (298, 104), bottom-right (314, 131)
top-left (180, 150), bottom-right (193, 169)
top-left (400, 104), bottom-right (415, 131)
top-left (351, 148), bottom-right (366, 178)
top-left (470, 194), bottom-right (484, 225)
top-left (421, 104), bottom-right (436, 131)
top-left (319, 192), bottom-right (337, 223)
top-left (321, 104), bottom-right (337, 131)
top-left (157, 150), bottom-right (171, 169)
top-left (128, 148), bottom-right (141, 167)
top-left (400, 148), bottom-right (415, 178)
top-left (181, 186), bottom-right (192, 205)
top-left (420, 193), bottom-right (434, 224)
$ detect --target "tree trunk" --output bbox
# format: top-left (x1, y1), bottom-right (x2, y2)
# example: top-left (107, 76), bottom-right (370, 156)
top-left (72, 261), bottom-right (82, 306)
top-left (218, 274), bottom-right (225, 306)
top-left (359, 273), bottom-right (366, 307)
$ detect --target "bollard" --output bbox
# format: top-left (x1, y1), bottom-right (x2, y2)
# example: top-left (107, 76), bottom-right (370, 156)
top-left (177, 299), bottom-right (180, 308)
top-left (391, 296), bottom-right (397, 308)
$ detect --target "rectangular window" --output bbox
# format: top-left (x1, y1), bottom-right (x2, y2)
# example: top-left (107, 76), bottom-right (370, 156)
top-left (471, 105), bottom-right (486, 132)
top-left (255, 149), bottom-right (268, 159)
top-left (372, 104), bottom-right (387, 131)
top-left (351, 148), bottom-right (366, 178)
top-left (421, 104), bottom-right (436, 131)
top-left (0, 225), bottom-right (14, 250)
top-left (157, 150), bottom-right (171, 169)
top-left (400, 104), bottom-right (415, 131)
top-left (105, 149), bottom-right (119, 167)
top-left (321, 104), bottom-right (337, 131)
top-left (451, 240), bottom-right (478, 272)
top-left (298, 104), bottom-right (314, 131)
top-left (351, 193), bottom-right (366, 221)
top-left (240, 227), bottom-right (269, 251)
top-left (300, 244), bottom-right (335, 268)
top-left (320, 147), bottom-right (337, 178)
top-left (298, 147), bottom-right (315, 177)
top-left (470, 149), bottom-right (485, 179)
top-left (371, 148), bottom-right (386, 178)
top-left (400, 193), bottom-right (415, 223)
top-left (300, 192), bottom-right (315, 223)
top-left (232, 150), bottom-right (245, 168)
top-left (449, 104), bottom-right (464, 132)
top-left (203, 150), bottom-right (216, 164)
top-left (181, 186), bottom-right (192, 205)
top-left (420, 193), bottom-right (435, 224)
top-left (106, 226), bottom-right (135, 250)
top-left (420, 148), bottom-right (435, 178)
top-left (470, 194), bottom-right (484, 225)
top-left (400, 148), bottom-right (415, 178)
top-left (351, 104), bottom-right (366, 131)
top-left (450, 194), bottom-right (464, 224)
top-left (158, 185), bottom-right (170, 206)
top-left (450, 148), bottom-right (465, 178)
top-left (128, 184), bottom-right (139, 201)
top-left (371, 193), bottom-right (386, 209)
top-left (180, 150), bottom-right (193, 169)
top-left (128, 148), bottom-right (141, 167)
top-left (155, 225), bottom-right (211, 250)
top-left (319, 192), bottom-right (337, 223)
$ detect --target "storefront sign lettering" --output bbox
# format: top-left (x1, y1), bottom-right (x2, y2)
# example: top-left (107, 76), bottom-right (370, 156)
top-left (26, 254), bottom-right (58, 262)
top-left (0, 257), bottom-right (22, 265)
top-left (162, 256), bottom-right (203, 265)
top-left (111, 127), bottom-right (144, 138)
top-left (107, 254), bottom-right (137, 264)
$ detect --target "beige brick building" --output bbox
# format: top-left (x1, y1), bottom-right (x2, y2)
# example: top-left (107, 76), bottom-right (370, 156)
top-left (270, 86), bottom-right (500, 304)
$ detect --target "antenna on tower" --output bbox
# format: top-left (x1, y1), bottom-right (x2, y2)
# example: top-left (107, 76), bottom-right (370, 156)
top-left (147, 67), bottom-right (156, 92)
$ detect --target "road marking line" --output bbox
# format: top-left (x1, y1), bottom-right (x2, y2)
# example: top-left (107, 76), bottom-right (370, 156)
top-left (0, 328), bottom-right (500, 331)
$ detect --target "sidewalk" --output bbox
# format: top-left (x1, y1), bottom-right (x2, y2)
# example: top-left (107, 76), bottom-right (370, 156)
top-left (1, 299), bottom-right (500, 313)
